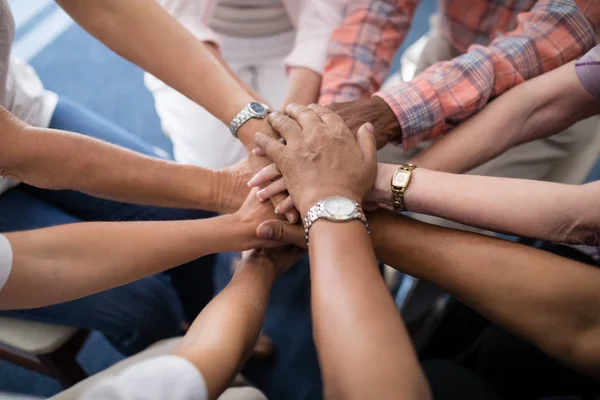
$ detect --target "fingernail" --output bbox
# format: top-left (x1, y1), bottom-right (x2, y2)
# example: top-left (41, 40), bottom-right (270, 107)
top-left (257, 189), bottom-right (266, 201)
top-left (251, 148), bottom-right (260, 155)
top-left (257, 225), bottom-right (273, 240)
top-left (274, 209), bottom-right (280, 214)
top-left (286, 213), bottom-right (295, 223)
top-left (364, 123), bottom-right (374, 133)
top-left (247, 177), bottom-right (257, 187)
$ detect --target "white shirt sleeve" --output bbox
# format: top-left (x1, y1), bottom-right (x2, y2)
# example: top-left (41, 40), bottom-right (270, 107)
top-left (81, 355), bottom-right (208, 400)
top-left (0, 234), bottom-right (13, 292)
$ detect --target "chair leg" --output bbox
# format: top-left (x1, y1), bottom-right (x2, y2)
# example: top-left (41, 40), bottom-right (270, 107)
top-left (38, 330), bottom-right (89, 388)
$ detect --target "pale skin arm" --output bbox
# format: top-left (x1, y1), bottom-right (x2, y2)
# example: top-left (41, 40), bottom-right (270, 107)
top-left (55, 0), bottom-right (263, 146)
top-left (370, 164), bottom-right (600, 245)
top-left (282, 67), bottom-right (322, 108)
top-left (173, 251), bottom-right (289, 400)
top-left (410, 60), bottom-right (600, 173)
top-left (0, 108), bottom-right (245, 213)
top-left (0, 190), bottom-right (278, 310)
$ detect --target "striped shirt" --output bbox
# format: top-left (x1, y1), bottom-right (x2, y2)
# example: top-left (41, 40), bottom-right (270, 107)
top-left (320, 0), bottom-right (600, 150)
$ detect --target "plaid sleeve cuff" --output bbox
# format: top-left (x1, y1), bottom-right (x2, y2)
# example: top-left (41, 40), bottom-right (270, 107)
top-left (374, 80), bottom-right (453, 151)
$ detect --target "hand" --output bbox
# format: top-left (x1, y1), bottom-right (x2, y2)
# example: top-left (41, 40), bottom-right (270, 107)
top-left (327, 97), bottom-right (400, 149)
top-left (256, 219), bottom-right (307, 249)
top-left (216, 158), bottom-right (253, 214)
top-left (239, 247), bottom-right (306, 276)
top-left (232, 188), bottom-right (291, 249)
top-left (240, 119), bottom-right (300, 224)
top-left (251, 103), bottom-right (378, 215)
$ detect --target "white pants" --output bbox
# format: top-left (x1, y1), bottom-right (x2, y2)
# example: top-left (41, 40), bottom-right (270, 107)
top-left (145, 31), bottom-right (295, 169)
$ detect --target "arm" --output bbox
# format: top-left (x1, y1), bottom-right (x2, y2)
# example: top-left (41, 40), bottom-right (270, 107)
top-left (282, 0), bottom-right (346, 107)
top-left (370, 164), bottom-right (600, 245)
top-left (172, 251), bottom-right (285, 399)
top-left (319, 0), bottom-right (418, 105)
top-left (368, 210), bottom-right (600, 378)
top-left (257, 210), bottom-right (600, 379)
top-left (55, 0), bottom-right (261, 146)
top-left (255, 104), bottom-right (431, 399)
top-left (410, 59), bottom-right (600, 173)
top-left (377, 0), bottom-right (599, 150)
top-left (0, 108), bottom-right (245, 213)
top-left (307, 217), bottom-right (430, 399)
top-left (0, 190), bottom-right (277, 310)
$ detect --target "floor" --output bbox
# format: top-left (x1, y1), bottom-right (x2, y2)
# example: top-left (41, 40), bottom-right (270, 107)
top-left (1, 0), bottom-right (598, 398)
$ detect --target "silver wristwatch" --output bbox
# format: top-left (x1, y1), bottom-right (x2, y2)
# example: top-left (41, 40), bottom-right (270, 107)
top-left (229, 102), bottom-right (270, 138)
top-left (303, 196), bottom-right (369, 246)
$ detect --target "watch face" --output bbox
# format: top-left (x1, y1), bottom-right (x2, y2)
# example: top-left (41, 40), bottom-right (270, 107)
top-left (323, 196), bottom-right (355, 220)
top-left (249, 102), bottom-right (266, 115)
top-left (393, 171), bottom-right (410, 187)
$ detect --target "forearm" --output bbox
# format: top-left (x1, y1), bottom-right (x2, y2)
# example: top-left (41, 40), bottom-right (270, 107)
top-left (372, 164), bottom-right (600, 244)
top-left (411, 61), bottom-right (600, 173)
top-left (173, 258), bottom-right (276, 400)
top-left (282, 67), bottom-right (322, 108)
top-left (57, 0), bottom-right (254, 129)
top-left (0, 215), bottom-right (246, 310)
top-left (369, 210), bottom-right (600, 377)
top-left (309, 221), bottom-right (430, 399)
top-left (1, 118), bottom-right (233, 212)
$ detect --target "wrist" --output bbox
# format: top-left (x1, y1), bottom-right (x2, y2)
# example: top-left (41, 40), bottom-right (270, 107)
top-left (237, 119), bottom-right (267, 148)
top-left (299, 187), bottom-right (362, 217)
top-left (236, 255), bottom-right (279, 280)
top-left (371, 96), bottom-right (401, 148)
top-left (369, 163), bottom-right (397, 205)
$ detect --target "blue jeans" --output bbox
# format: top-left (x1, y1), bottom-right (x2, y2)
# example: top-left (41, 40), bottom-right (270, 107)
top-left (0, 98), bottom-right (216, 356)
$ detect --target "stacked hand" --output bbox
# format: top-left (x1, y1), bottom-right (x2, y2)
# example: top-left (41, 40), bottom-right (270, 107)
top-left (248, 103), bottom-right (378, 220)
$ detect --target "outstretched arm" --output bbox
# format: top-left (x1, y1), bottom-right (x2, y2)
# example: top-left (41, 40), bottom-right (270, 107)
top-left (0, 107), bottom-right (248, 214)
top-left (259, 211), bottom-right (600, 378)
top-left (411, 59), bottom-right (600, 173)
top-left (0, 190), bottom-right (278, 310)
top-left (368, 210), bottom-right (600, 378)
top-left (369, 164), bottom-right (600, 245)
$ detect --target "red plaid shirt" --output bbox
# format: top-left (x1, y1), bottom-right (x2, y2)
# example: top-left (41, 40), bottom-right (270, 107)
top-left (320, 0), bottom-right (600, 150)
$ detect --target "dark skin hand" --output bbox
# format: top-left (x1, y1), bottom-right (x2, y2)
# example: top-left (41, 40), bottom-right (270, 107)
top-left (327, 97), bottom-right (401, 149)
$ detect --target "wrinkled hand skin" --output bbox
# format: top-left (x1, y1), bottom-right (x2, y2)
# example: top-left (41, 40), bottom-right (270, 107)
top-left (216, 159), bottom-right (253, 214)
top-left (327, 97), bottom-right (401, 149)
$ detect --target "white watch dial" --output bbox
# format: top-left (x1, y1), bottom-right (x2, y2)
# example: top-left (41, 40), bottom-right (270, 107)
top-left (393, 171), bottom-right (410, 186)
top-left (322, 196), bottom-right (356, 220)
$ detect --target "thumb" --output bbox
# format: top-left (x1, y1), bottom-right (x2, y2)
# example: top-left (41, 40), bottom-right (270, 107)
top-left (357, 122), bottom-right (377, 161)
top-left (257, 220), bottom-right (307, 249)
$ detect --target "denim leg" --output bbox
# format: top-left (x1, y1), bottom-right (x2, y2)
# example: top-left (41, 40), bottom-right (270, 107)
top-left (0, 188), bottom-right (184, 356)
top-left (24, 98), bottom-right (217, 319)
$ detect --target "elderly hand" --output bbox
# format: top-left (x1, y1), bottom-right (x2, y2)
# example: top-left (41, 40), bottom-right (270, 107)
top-left (250, 103), bottom-right (377, 215)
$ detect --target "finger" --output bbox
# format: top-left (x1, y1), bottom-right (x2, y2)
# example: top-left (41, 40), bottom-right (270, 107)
top-left (247, 163), bottom-right (282, 187)
top-left (251, 147), bottom-right (266, 157)
top-left (269, 193), bottom-right (298, 223)
top-left (256, 220), bottom-right (307, 249)
top-left (273, 195), bottom-right (295, 215)
top-left (257, 178), bottom-right (287, 202)
top-left (307, 103), bottom-right (344, 125)
top-left (285, 103), bottom-right (322, 129)
top-left (254, 132), bottom-right (284, 163)
top-left (268, 112), bottom-right (301, 143)
top-left (356, 122), bottom-right (377, 159)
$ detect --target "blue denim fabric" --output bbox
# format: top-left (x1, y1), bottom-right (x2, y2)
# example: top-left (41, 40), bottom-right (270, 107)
top-left (0, 98), bottom-right (216, 355)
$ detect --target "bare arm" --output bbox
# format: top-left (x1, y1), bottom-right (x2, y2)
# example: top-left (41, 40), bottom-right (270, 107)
top-left (411, 61), bottom-right (600, 173)
top-left (0, 190), bottom-right (277, 310)
top-left (368, 210), bottom-right (600, 378)
top-left (55, 0), bottom-right (261, 145)
top-left (282, 67), bottom-right (322, 108)
top-left (172, 251), bottom-right (290, 399)
top-left (308, 219), bottom-right (430, 399)
top-left (370, 164), bottom-right (600, 245)
top-left (0, 108), bottom-right (248, 213)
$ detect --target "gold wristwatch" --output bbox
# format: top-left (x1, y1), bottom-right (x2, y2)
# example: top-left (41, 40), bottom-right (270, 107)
top-left (391, 164), bottom-right (417, 211)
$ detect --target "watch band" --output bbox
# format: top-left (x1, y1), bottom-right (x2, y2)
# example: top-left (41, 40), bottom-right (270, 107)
top-left (391, 163), bottom-right (417, 211)
top-left (303, 199), bottom-right (369, 246)
top-left (229, 102), bottom-right (270, 138)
